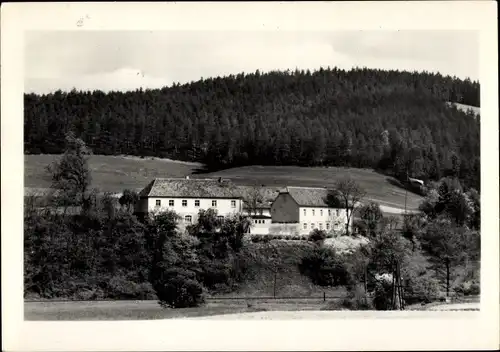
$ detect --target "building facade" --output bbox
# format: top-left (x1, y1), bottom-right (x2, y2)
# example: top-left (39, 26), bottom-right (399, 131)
top-left (136, 177), bottom-right (244, 224)
top-left (236, 185), bottom-right (279, 235)
top-left (136, 179), bottom-right (351, 236)
top-left (271, 187), bottom-right (351, 235)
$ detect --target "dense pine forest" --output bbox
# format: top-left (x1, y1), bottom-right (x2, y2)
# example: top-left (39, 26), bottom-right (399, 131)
top-left (24, 67), bottom-right (480, 189)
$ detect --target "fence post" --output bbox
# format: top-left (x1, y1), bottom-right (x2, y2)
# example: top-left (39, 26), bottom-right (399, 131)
top-left (323, 292), bottom-right (326, 302)
top-left (273, 270), bottom-right (277, 298)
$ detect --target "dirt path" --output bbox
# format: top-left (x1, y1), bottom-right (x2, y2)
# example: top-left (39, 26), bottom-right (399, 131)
top-left (187, 309), bottom-right (479, 320)
top-left (425, 302), bottom-right (480, 311)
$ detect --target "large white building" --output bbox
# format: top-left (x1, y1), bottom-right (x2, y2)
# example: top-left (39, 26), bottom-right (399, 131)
top-left (135, 177), bottom-right (244, 224)
top-left (136, 178), bottom-right (351, 236)
top-left (135, 177), bottom-right (279, 234)
top-left (271, 186), bottom-right (351, 235)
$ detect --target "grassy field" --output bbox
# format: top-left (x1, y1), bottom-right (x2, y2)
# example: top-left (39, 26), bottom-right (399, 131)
top-left (24, 154), bottom-right (423, 210)
top-left (24, 154), bottom-right (201, 193)
top-left (24, 299), bottom-right (331, 320)
top-left (24, 295), bottom-right (480, 320)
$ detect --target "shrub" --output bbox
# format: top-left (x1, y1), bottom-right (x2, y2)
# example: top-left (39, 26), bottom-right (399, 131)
top-left (197, 259), bottom-right (235, 292)
top-left (372, 279), bottom-right (394, 310)
top-left (404, 274), bottom-right (441, 305)
top-left (454, 280), bottom-right (480, 296)
top-left (309, 229), bottom-right (327, 242)
top-left (342, 284), bottom-right (374, 310)
top-left (107, 276), bottom-right (157, 300)
top-left (299, 247), bottom-right (350, 286)
top-left (152, 268), bottom-right (206, 308)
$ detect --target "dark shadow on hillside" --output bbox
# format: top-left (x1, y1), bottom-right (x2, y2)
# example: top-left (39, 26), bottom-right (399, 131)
top-left (192, 166), bottom-right (212, 174)
top-left (191, 164), bottom-right (236, 175)
top-left (385, 177), bottom-right (423, 197)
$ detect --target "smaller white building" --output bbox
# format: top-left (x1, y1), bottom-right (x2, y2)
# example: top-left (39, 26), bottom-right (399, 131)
top-left (235, 185), bottom-right (280, 235)
top-left (271, 186), bottom-right (351, 235)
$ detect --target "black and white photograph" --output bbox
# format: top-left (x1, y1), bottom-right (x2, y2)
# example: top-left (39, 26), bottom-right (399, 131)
top-left (2, 2), bottom-right (498, 351)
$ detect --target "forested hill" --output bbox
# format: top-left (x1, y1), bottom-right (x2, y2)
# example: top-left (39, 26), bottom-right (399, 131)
top-left (24, 67), bottom-right (480, 189)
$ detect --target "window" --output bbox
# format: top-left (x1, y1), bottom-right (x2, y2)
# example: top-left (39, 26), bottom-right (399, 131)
top-left (303, 209), bottom-right (306, 216)
top-left (231, 200), bottom-right (236, 208)
top-left (182, 200), bottom-right (187, 207)
top-left (155, 200), bottom-right (161, 207)
top-left (336, 209), bottom-right (340, 216)
top-left (320, 209), bottom-right (323, 216)
top-left (326, 222), bottom-right (330, 230)
top-left (169, 200), bottom-right (174, 207)
top-left (328, 209), bottom-right (331, 216)
top-left (195, 200), bottom-right (200, 207)
top-left (303, 223), bottom-right (307, 229)
top-left (217, 216), bottom-right (224, 221)
top-left (184, 215), bottom-right (192, 223)
top-left (212, 200), bottom-right (217, 207)
top-left (255, 220), bottom-right (258, 224)
top-left (311, 223), bottom-right (315, 229)
top-left (312, 209), bottom-right (315, 216)
top-left (319, 223), bottom-right (323, 230)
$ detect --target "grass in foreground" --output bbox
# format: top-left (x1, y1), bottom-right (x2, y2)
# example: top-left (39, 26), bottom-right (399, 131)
top-left (24, 299), bottom-right (332, 321)
top-left (24, 154), bottom-right (422, 210)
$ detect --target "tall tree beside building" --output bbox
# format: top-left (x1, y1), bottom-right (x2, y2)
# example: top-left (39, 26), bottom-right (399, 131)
top-left (46, 132), bottom-right (93, 211)
top-left (328, 178), bottom-right (366, 236)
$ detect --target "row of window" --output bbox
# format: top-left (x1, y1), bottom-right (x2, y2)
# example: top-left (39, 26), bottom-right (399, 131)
top-left (304, 222), bottom-right (337, 230)
top-left (254, 219), bottom-right (267, 224)
top-left (303, 209), bottom-right (340, 217)
top-left (155, 199), bottom-right (237, 208)
top-left (183, 215), bottom-right (225, 223)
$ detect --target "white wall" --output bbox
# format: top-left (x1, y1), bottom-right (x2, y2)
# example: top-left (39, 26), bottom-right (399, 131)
top-left (147, 197), bottom-right (243, 224)
top-left (298, 207), bottom-right (351, 235)
top-left (249, 218), bottom-right (272, 234)
top-left (268, 223), bottom-right (301, 236)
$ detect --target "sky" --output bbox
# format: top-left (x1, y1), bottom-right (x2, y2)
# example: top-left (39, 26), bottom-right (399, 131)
top-left (24, 30), bottom-right (479, 94)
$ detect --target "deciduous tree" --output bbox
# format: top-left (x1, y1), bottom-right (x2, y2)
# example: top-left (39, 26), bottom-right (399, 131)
top-left (328, 178), bottom-right (366, 236)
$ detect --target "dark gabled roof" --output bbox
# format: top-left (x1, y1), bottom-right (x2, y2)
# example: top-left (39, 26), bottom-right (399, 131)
top-left (250, 214), bottom-right (272, 219)
top-left (281, 186), bottom-right (338, 208)
top-left (138, 178), bottom-right (244, 199)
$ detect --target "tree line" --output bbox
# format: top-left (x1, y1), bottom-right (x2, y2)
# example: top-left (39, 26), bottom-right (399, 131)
top-left (24, 67), bottom-right (480, 189)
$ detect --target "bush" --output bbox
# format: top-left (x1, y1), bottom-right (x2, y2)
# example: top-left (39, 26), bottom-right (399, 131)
top-left (372, 279), bottom-right (394, 310)
top-left (454, 280), bottom-right (480, 296)
top-left (404, 274), bottom-right (441, 305)
top-left (107, 276), bottom-right (157, 300)
top-left (299, 247), bottom-right (350, 287)
top-left (198, 259), bottom-right (235, 292)
top-left (309, 229), bottom-right (327, 242)
top-left (153, 268), bottom-right (206, 308)
top-left (342, 285), bottom-right (374, 310)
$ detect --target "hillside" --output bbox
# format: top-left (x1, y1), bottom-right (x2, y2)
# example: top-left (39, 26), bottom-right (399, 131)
top-left (24, 154), bottom-right (423, 211)
top-left (24, 67), bottom-right (480, 189)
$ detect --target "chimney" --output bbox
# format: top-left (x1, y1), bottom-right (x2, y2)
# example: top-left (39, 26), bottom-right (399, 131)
top-left (186, 176), bottom-right (190, 180)
top-left (278, 187), bottom-right (289, 194)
